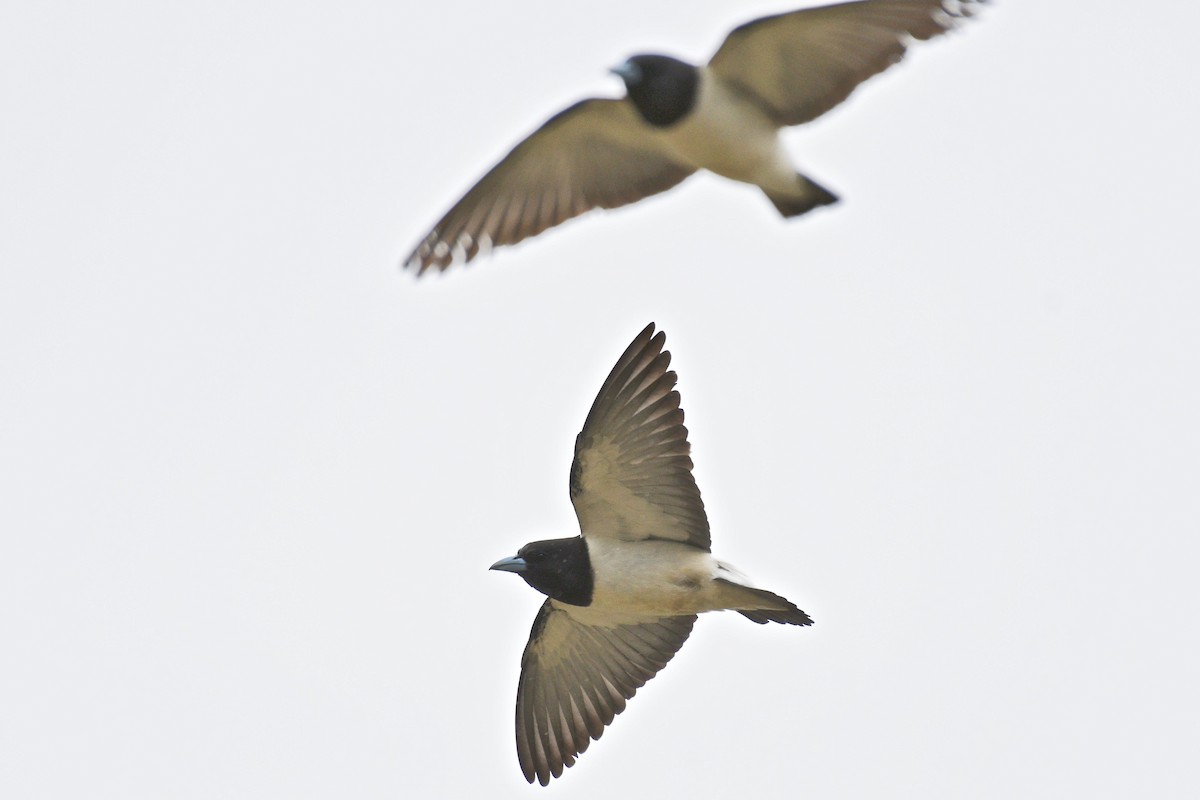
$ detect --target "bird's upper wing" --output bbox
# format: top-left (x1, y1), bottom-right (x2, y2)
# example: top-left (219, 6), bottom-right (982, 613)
top-left (707, 0), bottom-right (980, 126)
top-left (516, 600), bottom-right (696, 785)
top-left (569, 323), bottom-right (711, 551)
top-left (404, 99), bottom-right (695, 274)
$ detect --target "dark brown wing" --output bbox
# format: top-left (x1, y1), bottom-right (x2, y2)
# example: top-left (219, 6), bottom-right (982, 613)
top-left (516, 600), bottom-right (696, 785)
top-left (708, 0), bottom-right (981, 126)
top-left (405, 99), bottom-right (694, 274)
top-left (569, 323), bottom-right (711, 552)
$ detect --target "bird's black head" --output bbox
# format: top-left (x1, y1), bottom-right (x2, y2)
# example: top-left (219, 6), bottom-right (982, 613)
top-left (610, 54), bottom-right (698, 128)
top-left (490, 536), bottom-right (593, 607)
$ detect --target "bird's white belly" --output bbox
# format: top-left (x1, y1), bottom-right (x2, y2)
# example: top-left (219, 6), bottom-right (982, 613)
top-left (658, 69), bottom-right (796, 192)
top-left (583, 537), bottom-right (725, 618)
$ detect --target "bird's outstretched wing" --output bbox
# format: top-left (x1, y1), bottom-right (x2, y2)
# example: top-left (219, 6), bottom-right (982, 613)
top-left (708, 0), bottom-right (981, 126)
top-left (569, 323), bottom-right (711, 551)
top-left (405, 100), bottom-right (694, 274)
top-left (516, 600), bottom-right (696, 785)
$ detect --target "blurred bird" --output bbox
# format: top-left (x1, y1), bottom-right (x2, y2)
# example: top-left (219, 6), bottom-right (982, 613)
top-left (406, 0), bottom-right (983, 274)
top-left (490, 323), bottom-right (813, 785)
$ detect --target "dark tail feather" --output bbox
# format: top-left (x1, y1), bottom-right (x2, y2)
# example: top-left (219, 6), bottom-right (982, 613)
top-left (715, 579), bottom-right (814, 626)
top-left (739, 605), bottom-right (814, 626)
top-left (763, 175), bottom-right (839, 219)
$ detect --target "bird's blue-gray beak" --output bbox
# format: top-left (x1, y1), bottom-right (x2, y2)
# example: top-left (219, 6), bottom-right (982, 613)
top-left (490, 556), bottom-right (527, 573)
top-left (609, 60), bottom-right (643, 85)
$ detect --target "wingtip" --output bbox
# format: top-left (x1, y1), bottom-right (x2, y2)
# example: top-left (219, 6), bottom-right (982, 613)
top-left (624, 323), bottom-right (670, 375)
top-left (937, 0), bottom-right (989, 28)
top-left (403, 230), bottom-right (494, 276)
top-left (399, 253), bottom-right (428, 278)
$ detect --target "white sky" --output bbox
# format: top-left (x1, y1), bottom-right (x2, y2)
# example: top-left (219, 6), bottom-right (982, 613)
top-left (3, 1), bottom-right (1198, 797)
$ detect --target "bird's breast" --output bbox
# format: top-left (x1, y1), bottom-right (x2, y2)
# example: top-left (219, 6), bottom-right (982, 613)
top-left (584, 537), bottom-right (724, 616)
top-left (657, 69), bottom-right (795, 190)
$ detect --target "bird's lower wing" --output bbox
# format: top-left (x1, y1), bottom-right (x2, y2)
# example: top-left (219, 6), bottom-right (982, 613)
top-left (708, 0), bottom-right (981, 126)
top-left (405, 99), bottom-right (694, 274)
top-left (516, 600), bottom-right (696, 785)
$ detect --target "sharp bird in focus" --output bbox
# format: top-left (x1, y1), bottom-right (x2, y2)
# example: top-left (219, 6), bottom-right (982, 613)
top-left (490, 323), bottom-right (813, 784)
top-left (406, 0), bottom-right (984, 274)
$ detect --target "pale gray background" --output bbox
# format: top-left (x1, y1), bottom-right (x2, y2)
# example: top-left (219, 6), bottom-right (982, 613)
top-left (3, 2), bottom-right (1198, 797)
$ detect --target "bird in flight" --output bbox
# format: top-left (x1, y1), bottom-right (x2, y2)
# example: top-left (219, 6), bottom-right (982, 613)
top-left (406, 0), bottom-right (983, 274)
top-left (490, 323), bottom-right (813, 785)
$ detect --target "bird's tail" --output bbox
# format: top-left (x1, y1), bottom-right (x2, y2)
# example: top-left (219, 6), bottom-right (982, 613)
top-left (714, 578), bottom-right (814, 626)
top-left (763, 174), bottom-right (839, 219)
